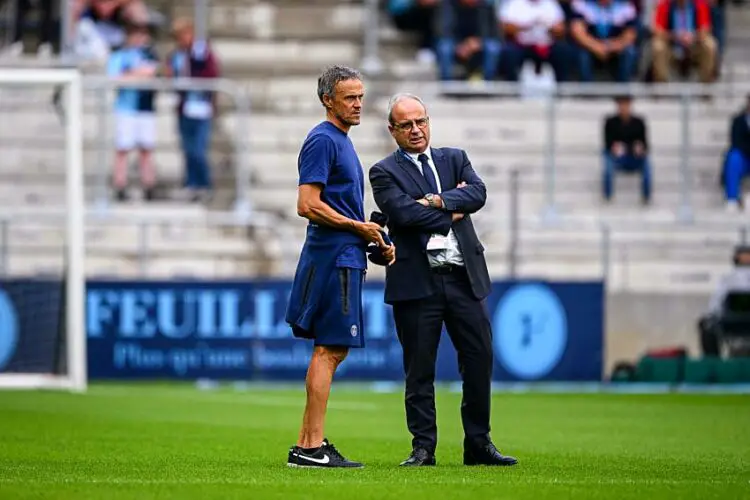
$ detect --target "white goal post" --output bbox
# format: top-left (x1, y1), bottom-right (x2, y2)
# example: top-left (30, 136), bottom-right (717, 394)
top-left (0, 68), bottom-right (86, 392)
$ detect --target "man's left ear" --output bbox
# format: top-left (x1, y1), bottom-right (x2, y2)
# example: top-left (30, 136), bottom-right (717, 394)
top-left (322, 93), bottom-right (333, 110)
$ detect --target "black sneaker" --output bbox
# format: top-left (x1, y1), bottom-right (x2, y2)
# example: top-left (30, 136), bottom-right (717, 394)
top-left (287, 438), bottom-right (363, 468)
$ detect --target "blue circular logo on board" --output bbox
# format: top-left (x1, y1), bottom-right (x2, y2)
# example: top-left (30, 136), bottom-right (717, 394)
top-left (0, 290), bottom-right (19, 370)
top-left (493, 284), bottom-right (568, 380)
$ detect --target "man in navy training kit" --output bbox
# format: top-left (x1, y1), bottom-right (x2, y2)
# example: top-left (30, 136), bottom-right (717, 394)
top-left (285, 65), bottom-right (395, 469)
top-left (369, 93), bottom-right (517, 467)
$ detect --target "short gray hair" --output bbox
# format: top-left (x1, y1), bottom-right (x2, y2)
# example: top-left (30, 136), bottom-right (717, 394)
top-left (317, 65), bottom-right (362, 106)
top-left (387, 93), bottom-right (428, 124)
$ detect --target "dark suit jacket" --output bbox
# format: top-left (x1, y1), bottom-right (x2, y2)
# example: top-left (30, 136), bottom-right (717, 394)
top-left (369, 147), bottom-right (492, 305)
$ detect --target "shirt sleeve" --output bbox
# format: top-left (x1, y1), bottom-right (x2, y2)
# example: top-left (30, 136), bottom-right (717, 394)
top-left (697, 2), bottom-right (712, 30)
top-left (654, 1), bottom-right (668, 30)
top-left (298, 134), bottom-right (336, 186)
top-left (498, 0), bottom-right (514, 22)
top-left (604, 117), bottom-right (615, 150)
top-left (570, 0), bottom-right (586, 20)
top-left (106, 52), bottom-right (124, 77)
top-left (549, 1), bottom-right (565, 24)
top-left (622, 2), bottom-right (637, 29)
top-left (638, 118), bottom-right (648, 150)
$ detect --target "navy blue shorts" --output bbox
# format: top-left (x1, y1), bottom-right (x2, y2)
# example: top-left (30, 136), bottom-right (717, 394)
top-left (312, 266), bottom-right (365, 348)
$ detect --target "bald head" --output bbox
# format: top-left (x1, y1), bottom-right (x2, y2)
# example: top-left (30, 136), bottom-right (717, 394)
top-left (387, 93), bottom-right (431, 153)
top-left (387, 93), bottom-right (427, 125)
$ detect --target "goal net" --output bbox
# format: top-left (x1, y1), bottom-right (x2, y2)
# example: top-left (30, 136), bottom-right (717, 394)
top-left (0, 68), bottom-right (86, 392)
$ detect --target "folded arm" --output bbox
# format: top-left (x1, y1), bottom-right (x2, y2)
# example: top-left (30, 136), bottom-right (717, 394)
top-left (438, 150), bottom-right (487, 214)
top-left (369, 163), bottom-right (453, 236)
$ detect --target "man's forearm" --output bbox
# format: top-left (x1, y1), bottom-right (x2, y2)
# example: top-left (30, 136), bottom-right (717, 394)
top-left (612, 29), bottom-right (636, 50)
top-left (299, 199), bottom-right (360, 235)
top-left (572, 23), bottom-right (600, 53)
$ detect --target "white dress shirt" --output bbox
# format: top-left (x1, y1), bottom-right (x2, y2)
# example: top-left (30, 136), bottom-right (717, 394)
top-left (404, 148), bottom-right (464, 268)
top-left (498, 0), bottom-right (564, 47)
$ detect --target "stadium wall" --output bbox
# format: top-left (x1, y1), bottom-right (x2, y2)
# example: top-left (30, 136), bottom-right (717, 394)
top-left (0, 279), bottom-right (605, 382)
top-left (0, 280), bottom-right (710, 382)
top-left (606, 292), bottom-right (708, 372)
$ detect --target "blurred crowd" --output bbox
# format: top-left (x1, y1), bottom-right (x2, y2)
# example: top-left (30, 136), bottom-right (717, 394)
top-left (3, 1), bottom-right (221, 204)
top-left (387, 0), bottom-right (742, 84)
top-left (597, 92), bottom-right (749, 212)
top-left (3, 0), bottom-right (161, 60)
top-left (105, 16), bottom-right (221, 203)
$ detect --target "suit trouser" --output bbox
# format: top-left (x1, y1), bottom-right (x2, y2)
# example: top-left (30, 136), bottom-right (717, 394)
top-left (651, 36), bottom-right (717, 83)
top-left (392, 266), bottom-right (493, 454)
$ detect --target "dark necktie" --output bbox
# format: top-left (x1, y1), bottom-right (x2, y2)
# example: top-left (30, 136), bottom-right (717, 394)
top-left (418, 154), bottom-right (439, 193)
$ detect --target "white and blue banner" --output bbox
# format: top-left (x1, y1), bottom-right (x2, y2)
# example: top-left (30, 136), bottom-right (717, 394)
top-left (0, 280), bottom-right (604, 382)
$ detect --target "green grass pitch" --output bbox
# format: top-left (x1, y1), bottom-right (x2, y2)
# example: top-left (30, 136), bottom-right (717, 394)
top-left (1, 383), bottom-right (749, 499)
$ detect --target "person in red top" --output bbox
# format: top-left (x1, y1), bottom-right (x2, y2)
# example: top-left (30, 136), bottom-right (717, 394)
top-left (651, 0), bottom-right (717, 82)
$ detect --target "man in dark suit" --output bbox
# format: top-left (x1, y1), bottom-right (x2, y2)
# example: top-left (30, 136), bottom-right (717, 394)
top-left (368, 93), bottom-right (517, 468)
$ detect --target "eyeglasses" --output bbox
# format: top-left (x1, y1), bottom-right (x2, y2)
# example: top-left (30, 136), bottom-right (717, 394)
top-left (392, 117), bottom-right (429, 132)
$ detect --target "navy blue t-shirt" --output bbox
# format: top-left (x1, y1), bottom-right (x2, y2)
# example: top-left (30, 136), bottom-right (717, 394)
top-left (298, 121), bottom-right (365, 226)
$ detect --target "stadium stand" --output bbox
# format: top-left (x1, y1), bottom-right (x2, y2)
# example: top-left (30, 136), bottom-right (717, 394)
top-left (0, 0), bottom-right (748, 294)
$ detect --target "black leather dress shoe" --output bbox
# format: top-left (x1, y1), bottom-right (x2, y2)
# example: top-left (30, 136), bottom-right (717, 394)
top-left (399, 447), bottom-right (436, 467)
top-left (464, 441), bottom-right (518, 466)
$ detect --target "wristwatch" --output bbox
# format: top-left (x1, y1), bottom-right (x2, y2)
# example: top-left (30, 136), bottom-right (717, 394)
top-left (425, 193), bottom-right (437, 208)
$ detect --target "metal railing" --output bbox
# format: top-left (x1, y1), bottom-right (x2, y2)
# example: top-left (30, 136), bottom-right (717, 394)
top-left (384, 80), bottom-right (750, 223)
top-left (361, 0), bottom-right (384, 75)
top-left (0, 208), bottom-right (297, 278)
top-left (1, 204), bottom-right (747, 291)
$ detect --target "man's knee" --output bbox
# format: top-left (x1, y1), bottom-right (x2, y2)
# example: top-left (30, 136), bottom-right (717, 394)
top-left (651, 37), bottom-right (668, 56)
top-left (313, 345), bottom-right (349, 367)
top-left (698, 35), bottom-right (718, 57)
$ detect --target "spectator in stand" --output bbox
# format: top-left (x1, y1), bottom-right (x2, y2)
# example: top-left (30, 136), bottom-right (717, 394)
top-left (166, 17), bottom-right (221, 203)
top-left (602, 95), bottom-right (651, 204)
top-left (710, 0), bottom-right (725, 78)
top-left (651, 0), bottom-right (717, 83)
top-left (435, 0), bottom-right (501, 81)
top-left (72, 0), bottom-right (150, 56)
top-left (723, 95), bottom-right (750, 212)
top-left (5, 0), bottom-right (56, 58)
top-left (388, 0), bottom-right (439, 64)
top-left (498, 0), bottom-right (570, 82)
top-left (570, 0), bottom-right (639, 82)
top-left (107, 22), bottom-right (159, 202)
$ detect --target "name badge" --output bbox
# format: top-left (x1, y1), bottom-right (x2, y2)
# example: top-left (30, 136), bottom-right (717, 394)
top-left (426, 235), bottom-right (450, 251)
top-left (184, 100), bottom-right (213, 119)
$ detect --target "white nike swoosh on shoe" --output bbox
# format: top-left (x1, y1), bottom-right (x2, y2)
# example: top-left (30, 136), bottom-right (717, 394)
top-left (296, 454), bottom-right (330, 465)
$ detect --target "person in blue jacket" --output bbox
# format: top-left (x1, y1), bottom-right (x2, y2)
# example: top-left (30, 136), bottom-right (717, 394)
top-left (285, 65), bottom-right (395, 469)
top-left (724, 95), bottom-right (750, 212)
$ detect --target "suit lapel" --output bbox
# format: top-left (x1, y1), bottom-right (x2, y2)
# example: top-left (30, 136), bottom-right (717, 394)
top-left (394, 151), bottom-right (431, 195)
top-left (431, 148), bottom-right (453, 192)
